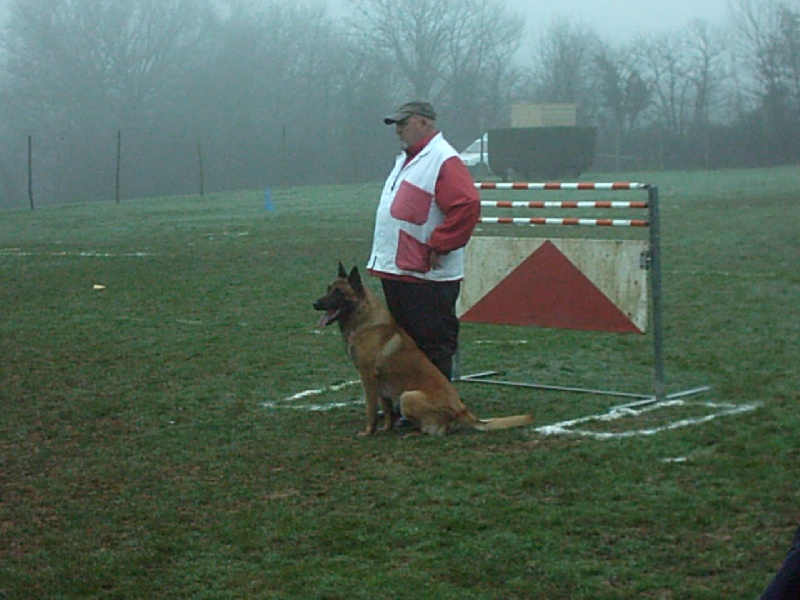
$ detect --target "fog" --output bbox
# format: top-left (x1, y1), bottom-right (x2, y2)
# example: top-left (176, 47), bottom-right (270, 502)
top-left (501, 0), bottom-right (731, 40)
top-left (0, 0), bottom-right (798, 208)
top-left (0, 0), bottom-right (732, 33)
top-left (322, 0), bottom-right (732, 43)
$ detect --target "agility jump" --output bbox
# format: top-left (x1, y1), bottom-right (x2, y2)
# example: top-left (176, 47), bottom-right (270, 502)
top-left (457, 181), bottom-right (709, 407)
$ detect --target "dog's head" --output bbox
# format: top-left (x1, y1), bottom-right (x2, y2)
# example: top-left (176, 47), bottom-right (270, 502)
top-left (313, 262), bottom-right (365, 327)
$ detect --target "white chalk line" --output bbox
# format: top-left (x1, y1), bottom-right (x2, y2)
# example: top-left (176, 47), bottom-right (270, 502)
top-left (266, 381), bottom-right (761, 437)
top-left (536, 399), bottom-right (762, 440)
top-left (472, 339), bottom-right (531, 345)
top-left (261, 380), bottom-right (361, 412)
top-left (0, 248), bottom-right (154, 258)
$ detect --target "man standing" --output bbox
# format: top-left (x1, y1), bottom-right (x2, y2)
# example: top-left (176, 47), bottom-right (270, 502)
top-left (367, 100), bottom-right (480, 380)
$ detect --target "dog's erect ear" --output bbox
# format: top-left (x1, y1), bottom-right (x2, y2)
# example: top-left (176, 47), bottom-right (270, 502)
top-left (348, 266), bottom-right (364, 295)
top-left (338, 262), bottom-right (347, 279)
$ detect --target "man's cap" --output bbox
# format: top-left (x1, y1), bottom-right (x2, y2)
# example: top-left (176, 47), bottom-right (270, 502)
top-left (383, 100), bottom-right (436, 124)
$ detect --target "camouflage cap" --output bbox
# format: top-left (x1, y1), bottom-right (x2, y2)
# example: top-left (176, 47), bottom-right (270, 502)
top-left (383, 100), bottom-right (437, 124)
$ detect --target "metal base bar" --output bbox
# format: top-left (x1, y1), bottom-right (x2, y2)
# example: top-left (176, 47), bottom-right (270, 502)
top-left (610, 386), bottom-right (712, 411)
top-left (457, 370), bottom-right (711, 407)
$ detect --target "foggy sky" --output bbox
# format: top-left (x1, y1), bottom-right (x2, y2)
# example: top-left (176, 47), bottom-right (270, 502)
top-left (500, 0), bottom-right (731, 39)
top-left (322, 0), bottom-right (732, 43)
top-left (0, 0), bottom-right (732, 41)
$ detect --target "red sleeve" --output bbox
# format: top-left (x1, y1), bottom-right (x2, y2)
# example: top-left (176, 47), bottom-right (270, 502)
top-left (429, 156), bottom-right (480, 253)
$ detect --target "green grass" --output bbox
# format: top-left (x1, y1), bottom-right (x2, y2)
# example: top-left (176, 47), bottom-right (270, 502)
top-left (1, 167), bottom-right (798, 598)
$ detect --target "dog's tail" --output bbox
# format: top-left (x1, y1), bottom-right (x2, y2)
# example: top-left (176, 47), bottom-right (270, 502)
top-left (457, 410), bottom-right (533, 431)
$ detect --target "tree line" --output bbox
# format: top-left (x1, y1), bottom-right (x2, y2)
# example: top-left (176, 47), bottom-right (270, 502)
top-left (0, 0), bottom-right (797, 207)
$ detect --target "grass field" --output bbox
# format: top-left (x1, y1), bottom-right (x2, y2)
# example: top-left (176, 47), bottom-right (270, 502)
top-left (1, 167), bottom-right (798, 598)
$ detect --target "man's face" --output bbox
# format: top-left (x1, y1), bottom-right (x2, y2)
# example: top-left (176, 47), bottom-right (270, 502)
top-left (394, 114), bottom-right (429, 149)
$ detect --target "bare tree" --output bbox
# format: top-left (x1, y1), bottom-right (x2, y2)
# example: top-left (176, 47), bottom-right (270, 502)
top-left (346, 0), bottom-right (523, 135)
top-left (776, 3), bottom-right (800, 109)
top-left (4, 0), bottom-right (213, 132)
top-left (636, 33), bottom-right (693, 138)
top-left (203, 3), bottom-right (355, 187)
top-left (729, 0), bottom-right (800, 163)
top-left (685, 21), bottom-right (728, 167)
top-left (346, 0), bottom-right (455, 100)
top-left (441, 0), bottom-right (522, 141)
top-left (593, 45), bottom-right (652, 170)
top-left (683, 22), bottom-right (727, 125)
top-left (1, 0), bottom-right (216, 203)
top-left (526, 18), bottom-right (601, 122)
top-left (632, 22), bottom-right (727, 168)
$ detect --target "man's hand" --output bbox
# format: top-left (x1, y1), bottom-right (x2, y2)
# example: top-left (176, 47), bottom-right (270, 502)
top-left (429, 250), bottom-right (442, 270)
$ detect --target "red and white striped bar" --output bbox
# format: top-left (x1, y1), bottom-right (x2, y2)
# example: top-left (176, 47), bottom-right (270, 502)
top-left (479, 217), bottom-right (650, 227)
top-left (475, 182), bottom-right (649, 191)
top-left (482, 200), bottom-right (648, 209)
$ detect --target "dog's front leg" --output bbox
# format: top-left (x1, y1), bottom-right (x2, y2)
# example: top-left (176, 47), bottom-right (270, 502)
top-left (358, 379), bottom-right (381, 436)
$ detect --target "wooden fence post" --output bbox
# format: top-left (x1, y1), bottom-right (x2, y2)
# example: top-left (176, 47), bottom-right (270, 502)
top-left (196, 137), bottom-right (205, 197)
top-left (27, 135), bottom-right (34, 211)
top-left (115, 129), bottom-right (122, 203)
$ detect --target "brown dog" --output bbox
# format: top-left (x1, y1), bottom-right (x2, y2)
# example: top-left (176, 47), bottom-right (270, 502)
top-left (313, 263), bottom-right (533, 436)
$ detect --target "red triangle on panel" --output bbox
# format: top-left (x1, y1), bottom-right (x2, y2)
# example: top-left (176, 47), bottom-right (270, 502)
top-left (461, 240), bottom-right (642, 333)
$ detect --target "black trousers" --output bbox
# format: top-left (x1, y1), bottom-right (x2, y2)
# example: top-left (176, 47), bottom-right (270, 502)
top-left (381, 278), bottom-right (460, 380)
top-left (761, 526), bottom-right (800, 599)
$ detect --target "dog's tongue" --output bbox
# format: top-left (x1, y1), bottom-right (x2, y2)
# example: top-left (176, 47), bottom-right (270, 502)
top-left (317, 308), bottom-right (340, 327)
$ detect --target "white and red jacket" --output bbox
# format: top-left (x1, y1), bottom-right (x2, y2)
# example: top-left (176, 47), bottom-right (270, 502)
top-left (367, 132), bottom-right (480, 282)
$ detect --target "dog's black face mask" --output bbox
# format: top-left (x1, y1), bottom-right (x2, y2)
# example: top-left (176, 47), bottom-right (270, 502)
top-left (312, 263), bottom-right (364, 327)
top-left (313, 286), bottom-right (353, 327)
